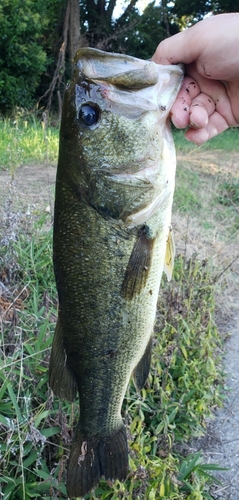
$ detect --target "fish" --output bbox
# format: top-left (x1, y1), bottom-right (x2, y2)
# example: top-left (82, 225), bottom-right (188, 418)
top-left (49, 47), bottom-right (184, 498)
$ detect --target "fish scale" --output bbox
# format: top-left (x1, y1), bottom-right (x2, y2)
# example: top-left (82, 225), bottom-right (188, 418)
top-left (49, 47), bottom-right (183, 498)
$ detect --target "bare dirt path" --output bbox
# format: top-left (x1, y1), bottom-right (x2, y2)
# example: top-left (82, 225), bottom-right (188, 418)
top-left (180, 315), bottom-right (239, 500)
top-left (207, 317), bottom-right (239, 500)
top-left (0, 163), bottom-right (56, 218)
top-left (1, 156), bottom-right (239, 499)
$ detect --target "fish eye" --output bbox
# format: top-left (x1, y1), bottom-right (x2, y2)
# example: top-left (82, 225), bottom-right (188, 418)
top-left (79, 104), bottom-right (99, 126)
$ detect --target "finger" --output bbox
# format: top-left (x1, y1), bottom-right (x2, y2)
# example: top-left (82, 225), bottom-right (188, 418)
top-left (170, 77), bottom-right (201, 128)
top-left (185, 111), bottom-right (229, 145)
top-left (189, 93), bottom-right (216, 129)
top-left (186, 65), bottom-right (239, 127)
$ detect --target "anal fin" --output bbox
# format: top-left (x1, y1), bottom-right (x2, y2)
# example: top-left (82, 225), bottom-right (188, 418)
top-left (164, 226), bottom-right (175, 281)
top-left (133, 336), bottom-right (153, 391)
top-left (49, 318), bottom-right (77, 402)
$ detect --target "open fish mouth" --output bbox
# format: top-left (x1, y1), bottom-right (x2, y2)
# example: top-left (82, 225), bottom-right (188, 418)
top-left (75, 48), bottom-right (184, 119)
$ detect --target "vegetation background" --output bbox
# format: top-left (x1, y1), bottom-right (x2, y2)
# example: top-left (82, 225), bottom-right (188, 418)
top-left (0, 1), bottom-right (239, 499)
top-left (1, 0), bottom-right (239, 115)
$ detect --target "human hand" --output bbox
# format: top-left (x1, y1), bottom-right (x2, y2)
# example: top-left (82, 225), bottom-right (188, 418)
top-left (152, 13), bottom-right (239, 144)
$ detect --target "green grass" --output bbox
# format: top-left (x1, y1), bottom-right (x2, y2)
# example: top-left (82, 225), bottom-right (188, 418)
top-left (173, 168), bottom-right (202, 214)
top-left (217, 180), bottom-right (239, 206)
top-left (0, 116), bottom-right (59, 172)
top-left (173, 128), bottom-right (239, 153)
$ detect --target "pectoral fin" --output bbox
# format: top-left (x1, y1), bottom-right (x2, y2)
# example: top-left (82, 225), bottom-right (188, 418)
top-left (49, 318), bottom-right (77, 402)
top-left (133, 336), bottom-right (153, 391)
top-left (164, 226), bottom-right (175, 281)
top-left (121, 226), bottom-right (155, 300)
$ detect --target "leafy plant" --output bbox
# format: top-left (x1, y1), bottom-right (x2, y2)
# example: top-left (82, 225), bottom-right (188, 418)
top-left (0, 0), bottom-right (49, 113)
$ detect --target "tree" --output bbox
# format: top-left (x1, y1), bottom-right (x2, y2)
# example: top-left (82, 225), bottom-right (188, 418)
top-left (117, 2), bottom-right (179, 59)
top-left (40, 0), bottom-right (81, 114)
top-left (0, 0), bottom-right (69, 114)
top-left (173, 0), bottom-right (239, 26)
top-left (2, 0), bottom-right (238, 114)
top-left (79, 0), bottom-right (176, 56)
top-left (0, 0), bottom-right (48, 113)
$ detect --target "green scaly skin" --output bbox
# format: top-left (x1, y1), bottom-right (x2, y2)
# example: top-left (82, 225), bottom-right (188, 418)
top-left (49, 48), bottom-right (184, 498)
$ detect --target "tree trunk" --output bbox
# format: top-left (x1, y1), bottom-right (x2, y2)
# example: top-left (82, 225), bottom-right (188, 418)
top-left (39, 0), bottom-right (80, 114)
top-left (68, 0), bottom-right (81, 62)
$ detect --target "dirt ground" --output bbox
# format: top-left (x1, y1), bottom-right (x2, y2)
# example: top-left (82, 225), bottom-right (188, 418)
top-left (1, 152), bottom-right (239, 499)
top-left (0, 163), bottom-right (56, 217)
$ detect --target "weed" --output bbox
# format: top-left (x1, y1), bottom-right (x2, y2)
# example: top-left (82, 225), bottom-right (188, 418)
top-left (217, 181), bottom-right (239, 207)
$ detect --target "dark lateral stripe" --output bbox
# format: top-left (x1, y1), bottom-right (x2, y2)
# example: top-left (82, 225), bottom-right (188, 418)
top-left (121, 226), bottom-right (155, 300)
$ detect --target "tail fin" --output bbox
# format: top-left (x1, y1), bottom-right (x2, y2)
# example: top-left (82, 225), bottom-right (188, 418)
top-left (66, 425), bottom-right (128, 498)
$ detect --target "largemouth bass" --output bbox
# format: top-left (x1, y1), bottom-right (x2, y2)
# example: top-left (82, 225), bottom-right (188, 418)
top-left (49, 47), bottom-right (183, 498)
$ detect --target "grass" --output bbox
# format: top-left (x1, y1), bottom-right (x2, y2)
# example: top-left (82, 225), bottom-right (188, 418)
top-left (0, 115), bottom-right (59, 172)
top-left (1, 119), bottom-right (238, 499)
top-left (173, 127), bottom-right (239, 153)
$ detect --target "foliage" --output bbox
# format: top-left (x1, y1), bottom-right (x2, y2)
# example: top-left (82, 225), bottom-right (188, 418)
top-left (1, 0), bottom-right (239, 113)
top-left (112, 3), bottom-right (170, 60)
top-left (0, 0), bottom-right (46, 113)
top-left (80, 0), bottom-right (177, 55)
top-left (0, 0), bottom-right (67, 114)
top-left (172, 0), bottom-right (239, 26)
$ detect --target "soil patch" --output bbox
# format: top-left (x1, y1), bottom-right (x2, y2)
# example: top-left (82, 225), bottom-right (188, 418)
top-left (0, 163), bottom-right (56, 218)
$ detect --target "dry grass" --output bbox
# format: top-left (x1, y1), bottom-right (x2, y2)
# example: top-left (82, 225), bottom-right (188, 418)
top-left (173, 150), bottom-right (239, 332)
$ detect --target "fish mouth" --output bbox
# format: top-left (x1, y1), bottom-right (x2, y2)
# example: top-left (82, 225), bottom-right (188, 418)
top-left (74, 48), bottom-right (184, 120)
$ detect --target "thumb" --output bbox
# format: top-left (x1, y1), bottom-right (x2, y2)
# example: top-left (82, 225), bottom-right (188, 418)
top-left (152, 30), bottom-right (199, 66)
